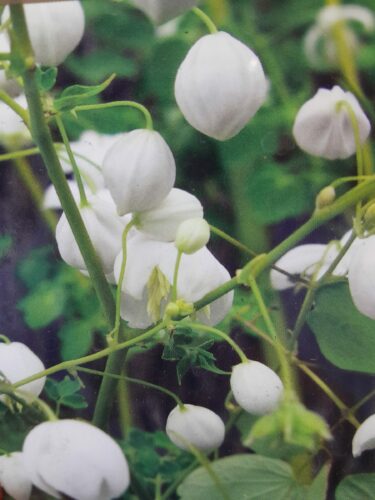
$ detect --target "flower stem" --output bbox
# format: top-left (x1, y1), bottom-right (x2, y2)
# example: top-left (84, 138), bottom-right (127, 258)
top-left (192, 7), bottom-right (218, 34)
top-left (73, 100), bottom-right (153, 130)
top-left (55, 114), bottom-right (88, 207)
top-left (0, 88), bottom-right (29, 126)
top-left (186, 322), bottom-right (248, 363)
top-left (0, 147), bottom-right (40, 162)
top-left (76, 366), bottom-right (184, 408)
top-left (171, 250), bottom-right (183, 302)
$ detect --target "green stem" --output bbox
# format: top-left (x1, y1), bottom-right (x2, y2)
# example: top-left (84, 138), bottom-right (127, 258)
top-left (0, 334), bottom-right (11, 344)
top-left (210, 224), bottom-right (256, 257)
top-left (76, 366), bottom-right (184, 408)
top-left (113, 221), bottom-right (134, 342)
top-left (13, 321), bottom-right (168, 390)
top-left (191, 7), bottom-right (218, 34)
top-left (14, 157), bottom-right (57, 232)
top-left (0, 88), bottom-right (30, 126)
top-left (55, 114), bottom-right (88, 206)
top-left (171, 250), bottom-right (183, 302)
top-left (73, 101), bottom-right (153, 130)
top-left (0, 147), bottom-right (39, 162)
top-left (10, 4), bottom-right (129, 430)
top-left (186, 322), bottom-right (248, 363)
top-left (161, 462), bottom-right (198, 500)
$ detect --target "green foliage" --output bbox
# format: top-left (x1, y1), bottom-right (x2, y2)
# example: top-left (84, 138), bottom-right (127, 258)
top-left (44, 376), bottom-right (88, 410)
top-left (0, 234), bottom-right (12, 261)
top-left (54, 74), bottom-right (115, 111)
top-left (121, 428), bottom-right (193, 495)
top-left (17, 280), bottom-right (67, 329)
top-left (0, 402), bottom-right (42, 453)
top-left (36, 66), bottom-right (58, 92)
top-left (16, 247), bottom-right (106, 360)
top-left (178, 454), bottom-right (308, 500)
top-left (336, 474), bottom-right (375, 500)
top-left (162, 328), bottom-right (228, 384)
top-left (307, 283), bottom-right (375, 373)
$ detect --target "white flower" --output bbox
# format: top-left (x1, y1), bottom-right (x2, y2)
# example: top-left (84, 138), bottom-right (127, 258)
top-left (22, 420), bottom-right (130, 500)
top-left (0, 94), bottom-right (30, 149)
top-left (43, 180), bottom-right (81, 210)
top-left (6, 1), bottom-right (85, 66)
top-left (134, 188), bottom-right (203, 242)
top-left (131, 0), bottom-right (197, 25)
top-left (0, 342), bottom-right (45, 401)
top-left (102, 129), bottom-right (176, 216)
top-left (175, 218), bottom-right (210, 254)
top-left (114, 231), bottom-right (233, 328)
top-left (166, 404), bottom-right (225, 451)
top-left (230, 361), bottom-right (284, 415)
top-left (348, 235), bottom-right (375, 319)
top-left (352, 414), bottom-right (375, 457)
top-left (175, 31), bottom-right (267, 140)
top-left (293, 86), bottom-right (371, 160)
top-left (56, 197), bottom-right (125, 274)
top-left (0, 452), bottom-right (32, 500)
top-left (304, 5), bottom-right (375, 68)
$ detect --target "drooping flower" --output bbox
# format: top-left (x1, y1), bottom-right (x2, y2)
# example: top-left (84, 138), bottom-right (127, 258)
top-left (5, 1), bottom-right (85, 67)
top-left (133, 188), bottom-right (203, 242)
top-left (0, 94), bottom-right (31, 149)
top-left (56, 196), bottom-right (126, 274)
top-left (102, 129), bottom-right (176, 215)
top-left (22, 420), bottom-right (130, 500)
top-left (0, 452), bottom-right (32, 500)
top-left (348, 235), bottom-right (375, 319)
top-left (131, 0), bottom-right (198, 25)
top-left (175, 218), bottom-right (210, 254)
top-left (230, 361), bottom-right (284, 415)
top-left (175, 31), bottom-right (267, 140)
top-left (293, 86), bottom-right (371, 160)
top-left (166, 404), bottom-right (225, 451)
top-left (114, 231), bottom-right (233, 328)
top-left (352, 414), bottom-right (375, 457)
top-left (0, 342), bottom-right (45, 401)
top-left (304, 5), bottom-right (375, 68)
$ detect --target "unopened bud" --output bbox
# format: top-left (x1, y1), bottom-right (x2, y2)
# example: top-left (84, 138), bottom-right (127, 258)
top-left (315, 186), bottom-right (336, 209)
top-left (175, 218), bottom-right (210, 254)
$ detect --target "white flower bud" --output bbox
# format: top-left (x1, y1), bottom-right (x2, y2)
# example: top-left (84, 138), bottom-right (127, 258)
top-left (56, 197), bottom-right (124, 274)
top-left (102, 129), bottom-right (176, 215)
top-left (230, 361), bottom-right (284, 415)
top-left (0, 95), bottom-right (31, 149)
top-left (352, 414), bottom-right (375, 457)
top-left (0, 342), bottom-right (45, 401)
top-left (315, 186), bottom-right (336, 209)
top-left (175, 218), bottom-right (210, 254)
top-left (131, 0), bottom-right (197, 25)
top-left (134, 188), bottom-right (203, 242)
top-left (114, 231), bottom-right (233, 328)
top-left (0, 452), bottom-right (32, 500)
top-left (23, 419), bottom-right (130, 499)
top-left (175, 32), bottom-right (267, 140)
top-left (293, 86), bottom-right (371, 160)
top-left (166, 404), bottom-right (225, 451)
top-left (348, 235), bottom-right (375, 319)
top-left (16, 1), bottom-right (85, 66)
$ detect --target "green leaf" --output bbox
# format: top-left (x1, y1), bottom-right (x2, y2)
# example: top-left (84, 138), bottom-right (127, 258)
top-left (17, 246), bottom-right (54, 288)
top-left (57, 319), bottom-right (94, 361)
top-left (307, 283), bottom-right (375, 373)
top-left (0, 403), bottom-right (41, 453)
top-left (45, 376), bottom-right (87, 410)
top-left (336, 474), bottom-right (375, 500)
top-left (36, 66), bottom-right (58, 92)
top-left (0, 234), bottom-right (12, 260)
top-left (17, 281), bottom-right (66, 329)
top-left (307, 464), bottom-right (330, 500)
top-left (177, 455), bottom-right (306, 500)
top-left (54, 74), bottom-right (115, 111)
top-left (66, 50), bottom-right (137, 83)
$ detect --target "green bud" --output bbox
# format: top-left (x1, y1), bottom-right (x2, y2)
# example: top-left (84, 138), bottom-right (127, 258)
top-left (315, 186), bottom-right (336, 210)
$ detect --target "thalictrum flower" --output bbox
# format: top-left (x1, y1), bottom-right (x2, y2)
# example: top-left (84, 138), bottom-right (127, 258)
top-left (0, 452), bottom-right (32, 500)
